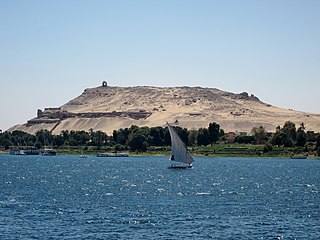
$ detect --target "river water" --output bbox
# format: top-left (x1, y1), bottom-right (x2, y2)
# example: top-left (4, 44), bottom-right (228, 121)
top-left (1, 155), bottom-right (319, 239)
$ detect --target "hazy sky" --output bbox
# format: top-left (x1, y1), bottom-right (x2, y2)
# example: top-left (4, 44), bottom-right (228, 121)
top-left (1, 0), bottom-right (319, 131)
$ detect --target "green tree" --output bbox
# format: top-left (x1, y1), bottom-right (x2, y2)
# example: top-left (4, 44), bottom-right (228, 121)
top-left (78, 131), bottom-right (90, 145)
top-left (128, 132), bottom-right (148, 151)
top-left (270, 122), bottom-right (296, 147)
top-left (306, 131), bottom-right (317, 142)
top-left (208, 122), bottom-right (221, 143)
top-left (188, 130), bottom-right (198, 146)
top-left (251, 126), bottom-right (268, 144)
top-left (125, 126), bottom-right (150, 152)
top-left (149, 127), bottom-right (165, 146)
top-left (53, 135), bottom-right (64, 147)
top-left (113, 128), bottom-right (130, 145)
top-left (91, 131), bottom-right (108, 149)
top-left (10, 130), bottom-right (27, 146)
top-left (219, 129), bottom-right (225, 141)
top-left (67, 130), bottom-right (78, 146)
top-left (263, 143), bottom-right (273, 153)
top-left (271, 131), bottom-right (286, 146)
top-left (316, 134), bottom-right (320, 148)
top-left (0, 132), bottom-right (13, 149)
top-left (296, 123), bottom-right (307, 147)
top-left (197, 128), bottom-right (210, 146)
top-left (114, 144), bottom-right (126, 152)
top-left (315, 135), bottom-right (320, 156)
top-left (235, 135), bottom-right (255, 144)
top-left (36, 130), bottom-right (53, 147)
top-left (61, 130), bottom-right (70, 143)
top-left (282, 121), bottom-right (296, 146)
top-left (25, 134), bottom-right (36, 146)
top-left (34, 141), bottom-right (43, 149)
top-left (112, 130), bottom-right (118, 143)
top-left (135, 126), bottom-right (150, 139)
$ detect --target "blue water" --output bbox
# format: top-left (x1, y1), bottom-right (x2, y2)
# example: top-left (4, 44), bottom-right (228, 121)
top-left (0, 155), bottom-right (319, 239)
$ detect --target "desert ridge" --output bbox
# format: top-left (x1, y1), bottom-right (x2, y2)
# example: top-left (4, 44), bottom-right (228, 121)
top-left (8, 83), bottom-right (320, 135)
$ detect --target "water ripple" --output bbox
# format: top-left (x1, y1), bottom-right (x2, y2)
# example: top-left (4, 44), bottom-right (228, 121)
top-left (0, 155), bottom-right (319, 239)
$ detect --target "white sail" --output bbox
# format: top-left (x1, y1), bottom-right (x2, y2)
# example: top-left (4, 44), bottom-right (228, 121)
top-left (167, 124), bottom-right (194, 165)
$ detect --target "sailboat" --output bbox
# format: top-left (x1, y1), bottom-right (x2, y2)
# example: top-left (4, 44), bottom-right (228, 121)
top-left (167, 123), bottom-right (194, 169)
top-left (80, 146), bottom-right (87, 158)
top-left (41, 133), bottom-right (56, 156)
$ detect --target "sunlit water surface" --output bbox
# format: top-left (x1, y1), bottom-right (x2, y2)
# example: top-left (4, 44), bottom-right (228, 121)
top-left (1, 155), bottom-right (319, 239)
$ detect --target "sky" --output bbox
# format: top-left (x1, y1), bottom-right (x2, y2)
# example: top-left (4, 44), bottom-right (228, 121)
top-left (1, 0), bottom-right (319, 131)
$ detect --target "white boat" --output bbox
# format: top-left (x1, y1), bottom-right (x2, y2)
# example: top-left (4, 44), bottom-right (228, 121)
top-left (10, 149), bottom-right (27, 155)
top-left (167, 123), bottom-right (194, 169)
top-left (42, 148), bottom-right (56, 156)
top-left (10, 148), bottom-right (39, 155)
top-left (290, 153), bottom-right (308, 159)
top-left (96, 152), bottom-right (129, 157)
top-left (80, 147), bottom-right (87, 158)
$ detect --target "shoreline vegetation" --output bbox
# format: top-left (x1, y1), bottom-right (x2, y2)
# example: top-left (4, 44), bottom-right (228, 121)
top-left (1, 121), bottom-right (320, 158)
top-left (0, 144), bottom-right (319, 158)
top-left (1, 147), bottom-right (319, 159)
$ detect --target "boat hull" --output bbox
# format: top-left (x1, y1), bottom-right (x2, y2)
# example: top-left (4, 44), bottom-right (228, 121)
top-left (42, 149), bottom-right (56, 156)
top-left (10, 149), bottom-right (39, 155)
top-left (290, 156), bottom-right (307, 159)
top-left (290, 154), bottom-right (308, 159)
top-left (168, 164), bottom-right (192, 169)
top-left (97, 153), bottom-right (129, 157)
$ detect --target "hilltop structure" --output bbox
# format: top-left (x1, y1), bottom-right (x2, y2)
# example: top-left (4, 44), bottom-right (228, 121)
top-left (8, 83), bottom-right (320, 135)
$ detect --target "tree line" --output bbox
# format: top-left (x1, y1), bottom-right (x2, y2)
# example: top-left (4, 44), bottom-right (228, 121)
top-left (1, 121), bottom-right (320, 154)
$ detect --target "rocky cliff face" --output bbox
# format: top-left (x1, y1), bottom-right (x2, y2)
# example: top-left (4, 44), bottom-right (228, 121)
top-left (8, 85), bottom-right (320, 134)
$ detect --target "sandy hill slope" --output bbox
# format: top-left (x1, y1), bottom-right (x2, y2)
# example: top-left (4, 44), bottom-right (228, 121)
top-left (8, 84), bottom-right (320, 135)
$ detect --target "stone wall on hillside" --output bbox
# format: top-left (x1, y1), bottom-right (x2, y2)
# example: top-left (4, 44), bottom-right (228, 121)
top-left (29, 108), bottom-right (152, 125)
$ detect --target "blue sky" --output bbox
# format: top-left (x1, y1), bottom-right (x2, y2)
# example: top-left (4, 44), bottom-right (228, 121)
top-left (1, 0), bottom-right (319, 131)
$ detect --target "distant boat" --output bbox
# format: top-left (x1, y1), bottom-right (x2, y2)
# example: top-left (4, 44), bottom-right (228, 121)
top-left (10, 149), bottom-right (27, 155)
top-left (96, 152), bottom-right (129, 157)
top-left (10, 148), bottom-right (39, 155)
top-left (80, 147), bottom-right (87, 158)
top-left (42, 149), bottom-right (56, 156)
top-left (42, 136), bottom-right (56, 156)
top-left (290, 153), bottom-right (308, 159)
top-left (167, 123), bottom-right (193, 169)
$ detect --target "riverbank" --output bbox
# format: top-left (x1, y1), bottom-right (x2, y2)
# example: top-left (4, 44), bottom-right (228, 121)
top-left (1, 144), bottom-right (319, 158)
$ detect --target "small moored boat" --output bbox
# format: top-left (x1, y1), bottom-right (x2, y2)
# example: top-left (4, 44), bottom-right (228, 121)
top-left (290, 153), bottom-right (308, 159)
top-left (42, 149), bottom-right (57, 156)
top-left (10, 148), bottom-right (39, 155)
top-left (96, 152), bottom-right (129, 157)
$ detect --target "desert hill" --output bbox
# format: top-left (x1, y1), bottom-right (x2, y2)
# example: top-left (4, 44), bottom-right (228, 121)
top-left (8, 83), bottom-right (320, 135)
